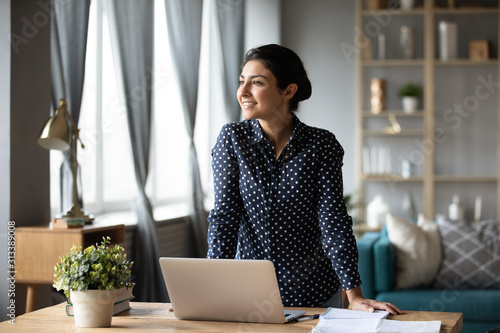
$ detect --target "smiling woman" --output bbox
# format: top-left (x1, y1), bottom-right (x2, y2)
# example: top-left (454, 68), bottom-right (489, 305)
top-left (206, 44), bottom-right (403, 314)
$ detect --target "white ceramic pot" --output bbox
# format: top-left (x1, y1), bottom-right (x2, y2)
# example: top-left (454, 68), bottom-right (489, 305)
top-left (402, 96), bottom-right (418, 114)
top-left (70, 290), bottom-right (116, 328)
top-left (400, 0), bottom-right (415, 10)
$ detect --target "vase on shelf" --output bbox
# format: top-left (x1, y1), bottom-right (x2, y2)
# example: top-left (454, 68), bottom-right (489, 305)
top-left (400, 159), bottom-right (414, 179)
top-left (400, 0), bottom-right (415, 10)
top-left (402, 190), bottom-right (417, 222)
top-left (378, 33), bottom-right (386, 60)
top-left (367, 195), bottom-right (389, 228)
top-left (370, 78), bottom-right (386, 114)
top-left (400, 26), bottom-right (415, 59)
top-left (439, 21), bottom-right (458, 60)
top-left (448, 194), bottom-right (464, 221)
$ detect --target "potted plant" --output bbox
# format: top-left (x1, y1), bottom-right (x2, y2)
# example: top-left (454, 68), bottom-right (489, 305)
top-left (398, 83), bottom-right (421, 114)
top-left (53, 237), bottom-right (134, 328)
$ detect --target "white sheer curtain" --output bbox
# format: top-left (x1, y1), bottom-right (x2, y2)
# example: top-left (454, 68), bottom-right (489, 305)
top-left (106, 0), bottom-right (166, 302)
top-left (164, 0), bottom-right (207, 257)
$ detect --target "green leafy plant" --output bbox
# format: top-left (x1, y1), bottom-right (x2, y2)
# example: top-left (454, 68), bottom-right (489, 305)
top-left (398, 83), bottom-right (421, 97)
top-left (53, 237), bottom-right (134, 297)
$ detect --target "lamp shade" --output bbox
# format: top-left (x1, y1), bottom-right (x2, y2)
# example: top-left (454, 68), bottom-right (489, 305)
top-left (38, 100), bottom-right (71, 151)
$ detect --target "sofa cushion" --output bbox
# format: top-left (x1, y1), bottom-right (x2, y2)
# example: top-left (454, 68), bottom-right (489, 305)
top-left (357, 232), bottom-right (381, 299)
top-left (373, 231), bottom-right (395, 293)
top-left (375, 289), bottom-right (500, 322)
top-left (386, 213), bottom-right (442, 289)
top-left (434, 217), bottom-right (500, 289)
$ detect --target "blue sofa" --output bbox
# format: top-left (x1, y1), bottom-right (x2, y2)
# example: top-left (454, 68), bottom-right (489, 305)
top-left (357, 231), bottom-right (500, 333)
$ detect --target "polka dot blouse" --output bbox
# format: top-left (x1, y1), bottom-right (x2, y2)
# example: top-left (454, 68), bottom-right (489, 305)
top-left (207, 115), bottom-right (361, 307)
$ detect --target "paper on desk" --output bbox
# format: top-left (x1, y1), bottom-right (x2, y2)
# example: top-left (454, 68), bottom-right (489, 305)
top-left (377, 319), bottom-right (441, 332)
top-left (321, 308), bottom-right (390, 320)
top-left (313, 318), bottom-right (381, 333)
top-left (312, 318), bottom-right (441, 333)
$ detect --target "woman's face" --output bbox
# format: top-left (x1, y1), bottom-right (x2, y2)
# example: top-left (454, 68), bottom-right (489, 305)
top-left (237, 60), bottom-right (289, 121)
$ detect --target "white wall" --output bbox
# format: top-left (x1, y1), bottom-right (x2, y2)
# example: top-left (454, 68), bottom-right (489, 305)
top-left (1, 0), bottom-right (52, 315)
top-left (244, 0), bottom-right (281, 49)
top-left (281, 0), bottom-right (357, 195)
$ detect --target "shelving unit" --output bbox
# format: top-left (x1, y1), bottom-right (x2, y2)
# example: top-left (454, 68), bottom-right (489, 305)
top-left (355, 0), bottom-right (499, 226)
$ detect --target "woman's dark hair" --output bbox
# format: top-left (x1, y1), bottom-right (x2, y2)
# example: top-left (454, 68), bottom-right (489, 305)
top-left (242, 44), bottom-right (312, 112)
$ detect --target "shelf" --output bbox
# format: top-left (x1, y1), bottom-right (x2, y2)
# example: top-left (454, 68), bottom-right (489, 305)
top-left (362, 110), bottom-right (425, 117)
top-left (362, 59), bottom-right (425, 66)
top-left (364, 59), bottom-right (498, 67)
top-left (362, 9), bottom-right (425, 16)
top-left (363, 130), bottom-right (424, 136)
top-left (363, 174), bottom-right (424, 182)
top-left (434, 8), bottom-right (499, 15)
top-left (434, 175), bottom-right (498, 182)
top-left (434, 59), bottom-right (498, 66)
top-left (353, 223), bottom-right (381, 235)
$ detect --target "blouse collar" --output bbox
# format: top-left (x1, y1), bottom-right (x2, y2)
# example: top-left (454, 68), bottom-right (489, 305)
top-left (248, 114), bottom-right (305, 146)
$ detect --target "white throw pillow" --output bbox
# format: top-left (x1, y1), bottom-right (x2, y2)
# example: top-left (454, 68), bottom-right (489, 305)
top-left (386, 213), bottom-right (442, 289)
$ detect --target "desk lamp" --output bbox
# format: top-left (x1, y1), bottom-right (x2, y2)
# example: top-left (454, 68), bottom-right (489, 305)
top-left (38, 98), bottom-right (93, 224)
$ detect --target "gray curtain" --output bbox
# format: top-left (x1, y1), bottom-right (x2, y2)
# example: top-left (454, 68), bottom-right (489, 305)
top-left (165, 0), bottom-right (207, 257)
top-left (107, 0), bottom-right (166, 302)
top-left (215, 0), bottom-right (244, 122)
top-left (51, 0), bottom-right (90, 213)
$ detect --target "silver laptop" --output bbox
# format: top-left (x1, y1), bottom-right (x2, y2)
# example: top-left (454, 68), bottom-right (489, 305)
top-left (159, 257), bottom-right (306, 324)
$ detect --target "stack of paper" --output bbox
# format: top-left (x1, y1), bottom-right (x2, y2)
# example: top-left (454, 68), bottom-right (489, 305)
top-left (320, 308), bottom-right (390, 320)
top-left (312, 308), bottom-right (441, 333)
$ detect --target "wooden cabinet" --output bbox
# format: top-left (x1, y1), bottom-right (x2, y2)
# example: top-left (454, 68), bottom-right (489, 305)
top-left (16, 224), bottom-right (125, 312)
top-left (355, 0), bottom-right (499, 225)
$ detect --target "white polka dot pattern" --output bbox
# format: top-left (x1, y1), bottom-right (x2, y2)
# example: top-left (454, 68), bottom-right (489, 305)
top-left (207, 116), bottom-right (361, 307)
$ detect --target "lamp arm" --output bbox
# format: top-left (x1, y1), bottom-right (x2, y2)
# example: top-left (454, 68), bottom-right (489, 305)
top-left (64, 109), bottom-right (85, 149)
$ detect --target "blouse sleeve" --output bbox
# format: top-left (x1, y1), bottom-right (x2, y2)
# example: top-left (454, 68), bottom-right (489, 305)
top-left (316, 134), bottom-right (361, 291)
top-left (206, 124), bottom-right (244, 259)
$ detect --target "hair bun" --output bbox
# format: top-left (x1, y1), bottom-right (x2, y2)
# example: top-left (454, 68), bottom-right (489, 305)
top-left (297, 74), bottom-right (312, 101)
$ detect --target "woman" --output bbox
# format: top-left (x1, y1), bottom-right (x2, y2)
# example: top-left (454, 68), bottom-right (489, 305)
top-left (207, 44), bottom-right (402, 314)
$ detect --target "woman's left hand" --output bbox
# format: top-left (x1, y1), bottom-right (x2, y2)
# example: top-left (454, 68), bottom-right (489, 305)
top-left (345, 286), bottom-right (404, 315)
top-left (349, 296), bottom-right (404, 315)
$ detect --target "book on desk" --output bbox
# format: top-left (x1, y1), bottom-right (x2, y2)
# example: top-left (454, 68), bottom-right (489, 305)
top-left (65, 288), bottom-right (135, 316)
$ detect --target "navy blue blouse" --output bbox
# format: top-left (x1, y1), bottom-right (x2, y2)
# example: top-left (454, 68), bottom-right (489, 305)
top-left (207, 116), bottom-right (361, 307)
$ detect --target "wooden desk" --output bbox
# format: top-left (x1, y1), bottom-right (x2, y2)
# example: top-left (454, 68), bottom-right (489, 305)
top-left (16, 224), bottom-right (125, 312)
top-left (0, 302), bottom-right (463, 333)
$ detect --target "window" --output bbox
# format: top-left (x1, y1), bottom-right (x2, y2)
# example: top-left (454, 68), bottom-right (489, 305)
top-left (50, 0), bottom-right (213, 221)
